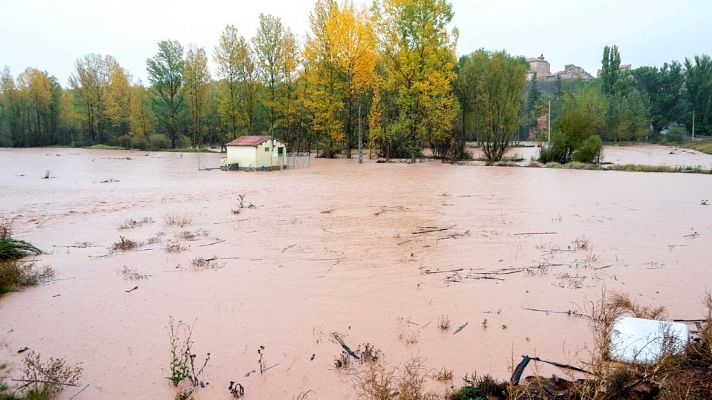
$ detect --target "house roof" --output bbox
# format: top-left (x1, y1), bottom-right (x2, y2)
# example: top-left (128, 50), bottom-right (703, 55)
top-left (226, 136), bottom-right (272, 147)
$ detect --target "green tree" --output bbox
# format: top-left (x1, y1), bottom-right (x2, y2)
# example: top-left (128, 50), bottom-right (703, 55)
top-left (214, 25), bottom-right (243, 141)
top-left (541, 83), bottom-right (606, 163)
top-left (146, 40), bottom-right (186, 148)
top-left (685, 55), bottom-right (712, 135)
top-left (106, 67), bottom-right (131, 143)
top-left (456, 50), bottom-right (529, 162)
top-left (253, 14), bottom-right (287, 137)
top-left (600, 45), bottom-right (621, 95)
top-left (69, 54), bottom-right (119, 143)
top-left (183, 46), bottom-right (211, 147)
top-left (372, 0), bottom-right (458, 161)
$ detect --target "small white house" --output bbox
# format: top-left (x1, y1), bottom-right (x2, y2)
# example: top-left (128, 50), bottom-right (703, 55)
top-left (223, 135), bottom-right (287, 170)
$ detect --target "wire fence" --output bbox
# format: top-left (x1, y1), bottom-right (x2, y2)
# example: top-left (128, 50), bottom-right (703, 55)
top-left (287, 152), bottom-right (311, 169)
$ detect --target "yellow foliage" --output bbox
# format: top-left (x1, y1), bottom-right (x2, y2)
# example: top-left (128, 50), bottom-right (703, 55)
top-left (304, 0), bottom-right (376, 154)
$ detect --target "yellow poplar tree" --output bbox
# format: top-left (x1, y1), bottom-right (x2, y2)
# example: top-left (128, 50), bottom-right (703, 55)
top-left (327, 0), bottom-right (376, 157)
top-left (183, 46), bottom-right (211, 147)
top-left (372, 0), bottom-right (458, 161)
top-left (106, 67), bottom-right (131, 142)
top-left (304, 0), bottom-right (376, 157)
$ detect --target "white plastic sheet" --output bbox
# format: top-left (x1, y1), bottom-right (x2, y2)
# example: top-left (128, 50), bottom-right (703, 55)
top-left (610, 317), bottom-right (689, 364)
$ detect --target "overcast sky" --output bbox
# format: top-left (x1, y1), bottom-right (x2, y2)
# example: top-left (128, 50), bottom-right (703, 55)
top-left (1, 0), bottom-right (711, 85)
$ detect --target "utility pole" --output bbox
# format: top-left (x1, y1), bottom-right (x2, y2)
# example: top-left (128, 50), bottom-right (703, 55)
top-left (270, 127), bottom-right (274, 169)
top-left (692, 110), bottom-right (696, 139)
top-left (358, 103), bottom-right (363, 163)
top-left (548, 100), bottom-right (551, 143)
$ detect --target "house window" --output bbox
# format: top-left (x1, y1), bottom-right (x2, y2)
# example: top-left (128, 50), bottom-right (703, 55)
top-left (265, 147), bottom-right (270, 152)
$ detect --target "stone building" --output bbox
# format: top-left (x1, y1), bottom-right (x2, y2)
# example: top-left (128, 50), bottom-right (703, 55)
top-left (527, 55), bottom-right (551, 81)
top-left (552, 64), bottom-right (595, 81)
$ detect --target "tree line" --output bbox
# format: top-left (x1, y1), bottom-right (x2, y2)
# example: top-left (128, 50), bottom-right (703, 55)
top-left (1, 0), bottom-right (711, 162)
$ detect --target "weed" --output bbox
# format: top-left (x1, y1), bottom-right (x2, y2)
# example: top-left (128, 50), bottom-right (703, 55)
top-left (21, 350), bottom-right (83, 398)
top-left (175, 388), bottom-right (193, 400)
top-left (481, 319), bottom-right (488, 329)
top-left (190, 257), bottom-right (219, 270)
top-left (228, 381), bottom-right (245, 398)
top-left (334, 351), bottom-right (352, 369)
top-left (359, 343), bottom-right (382, 364)
top-left (451, 373), bottom-right (506, 400)
top-left (356, 360), bottom-right (395, 400)
top-left (573, 236), bottom-right (590, 250)
top-left (1, 262), bottom-right (55, 294)
top-left (167, 318), bottom-right (210, 387)
top-left (112, 236), bottom-right (139, 251)
top-left (0, 221), bottom-right (11, 239)
top-left (257, 346), bottom-right (266, 374)
top-left (236, 194), bottom-right (254, 209)
top-left (165, 214), bottom-right (192, 227)
top-left (434, 366), bottom-right (454, 382)
top-left (165, 242), bottom-right (186, 253)
top-left (147, 232), bottom-right (165, 244)
top-left (438, 314), bottom-right (451, 331)
top-left (178, 230), bottom-right (208, 241)
top-left (118, 217), bottom-right (154, 230)
top-left (118, 266), bottom-right (150, 281)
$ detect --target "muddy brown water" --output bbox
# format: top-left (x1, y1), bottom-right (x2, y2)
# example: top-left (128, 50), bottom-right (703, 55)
top-left (468, 143), bottom-right (712, 168)
top-left (0, 147), bottom-right (710, 399)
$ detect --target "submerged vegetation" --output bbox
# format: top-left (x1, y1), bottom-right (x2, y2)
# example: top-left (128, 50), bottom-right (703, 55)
top-left (0, 352), bottom-right (83, 400)
top-left (0, 224), bottom-right (41, 262)
top-left (0, 222), bottom-right (50, 295)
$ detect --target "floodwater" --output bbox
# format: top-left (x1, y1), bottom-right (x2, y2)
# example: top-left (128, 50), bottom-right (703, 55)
top-left (468, 142), bottom-right (712, 168)
top-left (0, 146), bottom-right (711, 399)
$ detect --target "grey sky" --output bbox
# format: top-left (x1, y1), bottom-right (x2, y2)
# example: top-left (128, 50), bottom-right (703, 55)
top-left (1, 0), bottom-right (711, 85)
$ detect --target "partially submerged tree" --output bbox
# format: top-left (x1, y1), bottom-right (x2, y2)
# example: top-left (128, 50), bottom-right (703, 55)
top-left (540, 83), bottom-right (606, 163)
top-left (183, 46), bottom-right (211, 147)
top-left (372, 0), bottom-right (458, 161)
top-left (146, 40), bottom-right (186, 148)
top-left (457, 50), bottom-right (528, 162)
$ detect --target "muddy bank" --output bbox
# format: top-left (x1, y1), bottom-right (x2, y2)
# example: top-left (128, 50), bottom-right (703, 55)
top-left (0, 148), bottom-right (710, 399)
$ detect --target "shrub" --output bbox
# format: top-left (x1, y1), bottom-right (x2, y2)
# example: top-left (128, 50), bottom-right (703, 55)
top-left (21, 351), bottom-right (83, 398)
top-left (112, 236), bottom-right (139, 251)
top-left (130, 135), bottom-right (149, 150)
top-left (664, 122), bottom-right (687, 143)
top-left (148, 134), bottom-right (171, 151)
top-left (572, 135), bottom-right (603, 163)
top-left (175, 135), bottom-right (191, 149)
top-left (0, 262), bottom-right (55, 294)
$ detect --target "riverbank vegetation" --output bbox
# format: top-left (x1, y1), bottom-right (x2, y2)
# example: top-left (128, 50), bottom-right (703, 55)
top-left (1, 1), bottom-right (710, 162)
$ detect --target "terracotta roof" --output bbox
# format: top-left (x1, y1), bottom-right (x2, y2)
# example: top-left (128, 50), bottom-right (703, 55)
top-left (226, 136), bottom-right (271, 147)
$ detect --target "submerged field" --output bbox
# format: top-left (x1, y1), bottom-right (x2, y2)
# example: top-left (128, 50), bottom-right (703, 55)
top-left (0, 146), bottom-right (711, 399)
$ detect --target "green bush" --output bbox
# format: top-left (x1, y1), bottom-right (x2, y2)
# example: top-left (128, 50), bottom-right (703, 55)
top-left (130, 135), bottom-right (148, 150)
top-left (175, 135), bottom-right (191, 149)
top-left (665, 123), bottom-right (687, 143)
top-left (147, 134), bottom-right (171, 151)
top-left (572, 135), bottom-right (603, 163)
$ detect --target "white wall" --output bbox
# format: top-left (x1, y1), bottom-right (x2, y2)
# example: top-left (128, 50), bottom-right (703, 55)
top-left (226, 146), bottom-right (256, 169)
top-left (226, 139), bottom-right (287, 169)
